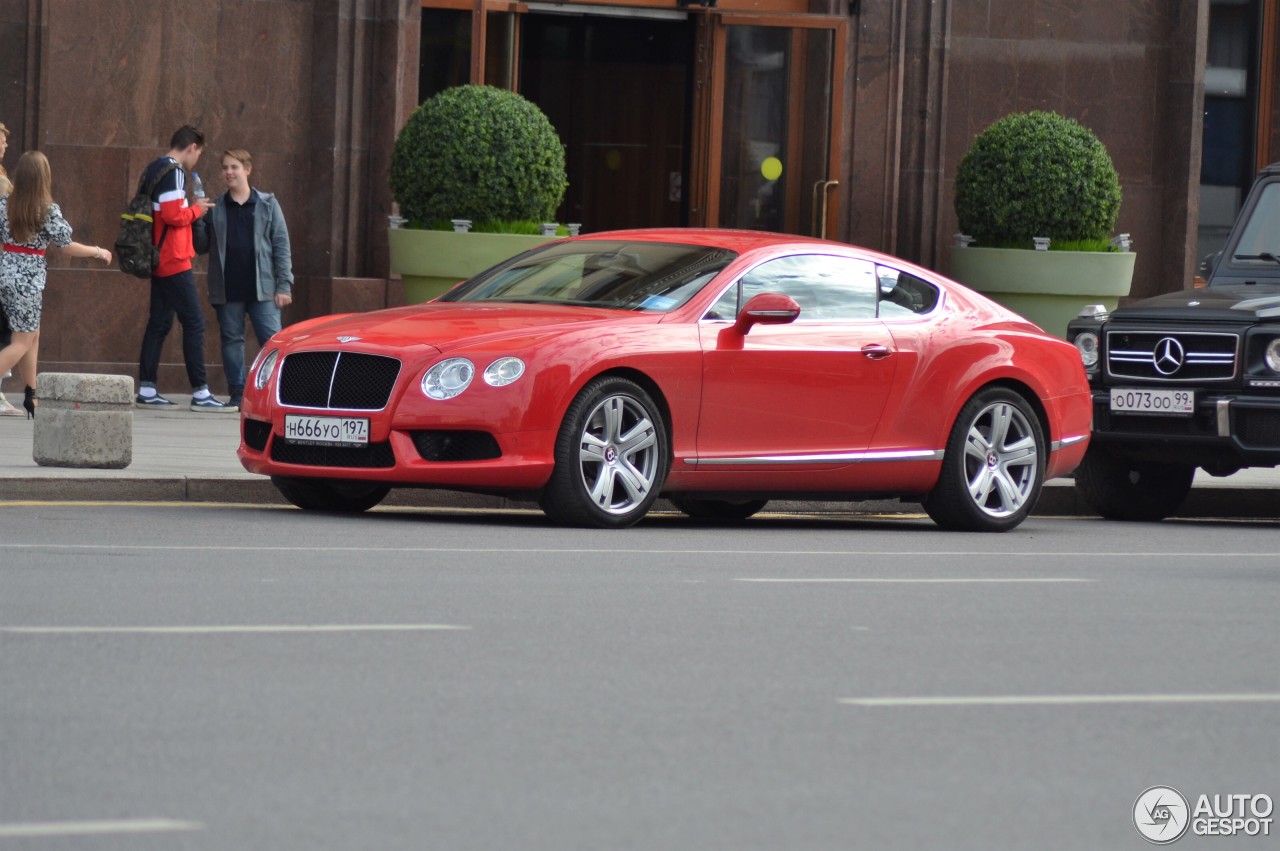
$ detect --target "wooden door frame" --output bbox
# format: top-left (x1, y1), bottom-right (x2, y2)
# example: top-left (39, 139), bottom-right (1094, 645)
top-left (1259, 0), bottom-right (1277, 169)
top-left (689, 12), bottom-right (846, 235)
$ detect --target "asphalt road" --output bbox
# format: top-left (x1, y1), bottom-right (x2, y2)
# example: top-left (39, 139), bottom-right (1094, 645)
top-left (1, 504), bottom-right (1277, 850)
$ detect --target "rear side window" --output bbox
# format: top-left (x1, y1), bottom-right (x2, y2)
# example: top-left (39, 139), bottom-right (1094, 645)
top-left (875, 265), bottom-right (939, 317)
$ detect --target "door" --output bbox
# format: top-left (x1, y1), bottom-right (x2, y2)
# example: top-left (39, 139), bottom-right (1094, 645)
top-left (691, 15), bottom-right (845, 238)
top-left (695, 253), bottom-right (898, 464)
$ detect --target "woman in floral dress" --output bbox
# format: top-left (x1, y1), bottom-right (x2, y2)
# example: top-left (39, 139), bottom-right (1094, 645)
top-left (0, 150), bottom-right (113, 416)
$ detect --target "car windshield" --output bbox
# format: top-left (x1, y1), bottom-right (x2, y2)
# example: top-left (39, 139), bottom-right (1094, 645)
top-left (1231, 182), bottom-right (1280, 265)
top-left (442, 240), bottom-right (737, 312)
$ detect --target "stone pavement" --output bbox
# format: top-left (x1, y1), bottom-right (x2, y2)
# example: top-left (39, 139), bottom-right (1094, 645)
top-left (0, 393), bottom-right (1277, 518)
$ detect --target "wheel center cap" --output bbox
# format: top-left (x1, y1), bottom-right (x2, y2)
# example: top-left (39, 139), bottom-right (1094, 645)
top-left (987, 452), bottom-right (999, 468)
top-left (604, 446), bottom-right (618, 463)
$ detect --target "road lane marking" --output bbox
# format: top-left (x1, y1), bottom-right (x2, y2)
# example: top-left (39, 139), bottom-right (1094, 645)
top-left (0, 819), bottom-right (203, 838)
top-left (0, 624), bottom-right (469, 635)
top-left (736, 578), bottom-right (1093, 584)
top-left (839, 693), bottom-right (1280, 708)
top-left (7, 543), bottom-right (1277, 558)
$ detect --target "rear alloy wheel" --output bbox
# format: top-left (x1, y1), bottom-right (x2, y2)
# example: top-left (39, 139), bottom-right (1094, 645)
top-left (1073, 447), bottom-right (1195, 522)
top-left (271, 476), bottom-right (390, 513)
top-left (923, 388), bottom-right (1044, 532)
top-left (540, 377), bottom-right (669, 528)
top-left (668, 497), bottom-right (769, 522)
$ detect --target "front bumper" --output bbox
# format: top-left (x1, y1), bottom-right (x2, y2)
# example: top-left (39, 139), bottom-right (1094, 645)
top-left (1088, 389), bottom-right (1280, 465)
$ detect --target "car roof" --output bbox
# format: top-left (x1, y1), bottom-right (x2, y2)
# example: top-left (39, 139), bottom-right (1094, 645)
top-left (576, 227), bottom-right (842, 254)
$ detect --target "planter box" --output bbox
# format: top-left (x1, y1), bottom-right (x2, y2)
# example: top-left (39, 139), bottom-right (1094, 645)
top-left (388, 229), bottom-right (554, 303)
top-left (949, 246), bottom-right (1136, 339)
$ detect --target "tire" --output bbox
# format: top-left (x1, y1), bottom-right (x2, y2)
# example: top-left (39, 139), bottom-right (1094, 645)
top-left (539, 376), bottom-right (669, 528)
top-left (1073, 447), bottom-right (1195, 522)
top-left (923, 388), bottom-right (1045, 532)
top-left (271, 476), bottom-right (390, 513)
top-left (669, 496), bottom-right (769, 522)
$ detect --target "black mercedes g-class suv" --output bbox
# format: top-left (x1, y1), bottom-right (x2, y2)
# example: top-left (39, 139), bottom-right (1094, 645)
top-left (1066, 162), bottom-right (1280, 520)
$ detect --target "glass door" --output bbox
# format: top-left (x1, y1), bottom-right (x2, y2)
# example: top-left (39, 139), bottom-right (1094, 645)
top-left (693, 14), bottom-right (845, 238)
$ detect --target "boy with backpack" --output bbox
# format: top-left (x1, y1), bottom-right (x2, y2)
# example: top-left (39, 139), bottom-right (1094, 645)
top-left (130, 125), bottom-right (231, 411)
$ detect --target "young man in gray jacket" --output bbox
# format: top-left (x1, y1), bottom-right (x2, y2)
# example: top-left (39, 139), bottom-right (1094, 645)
top-left (194, 148), bottom-right (294, 411)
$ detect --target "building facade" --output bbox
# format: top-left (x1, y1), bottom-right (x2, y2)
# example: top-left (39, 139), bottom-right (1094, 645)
top-left (0, 0), bottom-right (1275, 388)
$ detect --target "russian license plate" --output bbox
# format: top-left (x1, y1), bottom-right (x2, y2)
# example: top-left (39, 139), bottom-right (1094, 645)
top-left (1109, 388), bottom-right (1195, 415)
top-left (284, 414), bottom-right (370, 445)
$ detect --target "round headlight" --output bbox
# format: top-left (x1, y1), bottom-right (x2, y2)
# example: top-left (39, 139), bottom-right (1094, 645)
top-left (1073, 331), bottom-right (1099, 368)
top-left (422, 357), bottom-right (475, 400)
top-left (254, 349), bottom-right (280, 391)
top-left (483, 357), bottom-right (526, 387)
top-left (1266, 339), bottom-right (1280, 373)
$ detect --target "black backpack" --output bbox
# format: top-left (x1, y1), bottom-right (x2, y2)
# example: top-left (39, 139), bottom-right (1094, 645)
top-left (114, 160), bottom-right (178, 278)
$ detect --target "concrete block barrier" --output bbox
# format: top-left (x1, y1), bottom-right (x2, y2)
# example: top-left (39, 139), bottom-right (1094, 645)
top-left (33, 373), bottom-right (133, 469)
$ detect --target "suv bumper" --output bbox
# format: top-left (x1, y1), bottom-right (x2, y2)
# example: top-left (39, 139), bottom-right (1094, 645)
top-left (1090, 390), bottom-right (1280, 465)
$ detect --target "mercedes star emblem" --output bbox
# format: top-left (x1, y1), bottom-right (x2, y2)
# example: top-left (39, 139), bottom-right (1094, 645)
top-left (1153, 337), bottom-right (1185, 375)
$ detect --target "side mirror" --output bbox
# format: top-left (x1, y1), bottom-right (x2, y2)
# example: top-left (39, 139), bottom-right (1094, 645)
top-left (732, 292), bottom-right (801, 335)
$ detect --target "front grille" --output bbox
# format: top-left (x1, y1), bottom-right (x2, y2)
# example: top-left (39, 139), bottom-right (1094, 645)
top-left (270, 439), bottom-right (396, 468)
top-left (243, 418), bottom-right (271, 451)
top-left (278, 351), bottom-right (401, 410)
top-left (1106, 331), bottom-right (1237, 381)
top-left (411, 430), bottom-right (502, 462)
top-left (1237, 407), bottom-right (1280, 447)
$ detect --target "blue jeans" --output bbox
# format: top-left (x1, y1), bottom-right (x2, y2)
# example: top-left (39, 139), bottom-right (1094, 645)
top-left (139, 269), bottom-right (207, 388)
top-left (215, 300), bottom-right (281, 392)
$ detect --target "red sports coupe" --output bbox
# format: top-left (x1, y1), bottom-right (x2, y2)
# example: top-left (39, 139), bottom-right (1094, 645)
top-left (238, 228), bottom-right (1091, 531)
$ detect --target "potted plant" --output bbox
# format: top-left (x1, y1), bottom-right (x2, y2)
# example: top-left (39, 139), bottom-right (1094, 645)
top-left (388, 85), bottom-right (570, 303)
top-left (949, 110), bottom-right (1134, 338)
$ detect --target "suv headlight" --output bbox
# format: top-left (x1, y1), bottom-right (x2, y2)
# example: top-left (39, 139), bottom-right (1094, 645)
top-left (422, 357), bottom-right (475, 400)
top-left (1266, 339), bottom-right (1280, 373)
top-left (1073, 331), bottom-right (1100, 368)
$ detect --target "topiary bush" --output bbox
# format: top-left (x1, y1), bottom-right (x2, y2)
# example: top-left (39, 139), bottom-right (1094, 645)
top-left (390, 85), bottom-right (568, 230)
top-left (954, 111), bottom-right (1121, 250)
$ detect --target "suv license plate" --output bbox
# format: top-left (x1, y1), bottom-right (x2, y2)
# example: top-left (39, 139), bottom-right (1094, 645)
top-left (1109, 388), bottom-right (1195, 415)
top-left (284, 414), bottom-right (370, 445)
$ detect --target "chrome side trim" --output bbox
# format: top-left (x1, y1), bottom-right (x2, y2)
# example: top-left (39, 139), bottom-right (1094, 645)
top-left (1217, 398), bottom-right (1232, 437)
top-left (1049, 433), bottom-right (1089, 452)
top-left (685, 448), bottom-right (944, 467)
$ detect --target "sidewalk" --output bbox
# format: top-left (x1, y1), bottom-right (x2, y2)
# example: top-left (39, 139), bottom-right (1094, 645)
top-left (1, 395), bottom-right (1277, 517)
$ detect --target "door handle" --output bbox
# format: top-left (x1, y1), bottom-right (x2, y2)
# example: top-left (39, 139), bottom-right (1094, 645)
top-left (810, 180), bottom-right (839, 238)
top-left (861, 343), bottom-right (892, 360)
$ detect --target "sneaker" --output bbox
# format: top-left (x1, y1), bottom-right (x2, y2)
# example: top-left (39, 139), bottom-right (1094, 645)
top-left (136, 393), bottom-right (178, 408)
top-left (228, 394), bottom-right (243, 410)
top-left (191, 395), bottom-right (236, 412)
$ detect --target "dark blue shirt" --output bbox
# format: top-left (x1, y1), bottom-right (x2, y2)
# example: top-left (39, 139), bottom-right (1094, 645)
top-left (222, 192), bottom-right (257, 303)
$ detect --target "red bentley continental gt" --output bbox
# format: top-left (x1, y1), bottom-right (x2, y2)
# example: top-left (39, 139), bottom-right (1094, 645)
top-left (238, 229), bottom-right (1091, 531)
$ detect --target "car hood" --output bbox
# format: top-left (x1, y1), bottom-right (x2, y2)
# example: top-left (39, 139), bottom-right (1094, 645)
top-left (275, 302), bottom-right (658, 351)
top-left (1109, 285), bottom-right (1280, 323)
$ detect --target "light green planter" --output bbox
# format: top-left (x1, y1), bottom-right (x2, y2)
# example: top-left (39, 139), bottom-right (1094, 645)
top-left (388, 228), bottom-right (553, 303)
top-left (949, 246), bottom-right (1136, 339)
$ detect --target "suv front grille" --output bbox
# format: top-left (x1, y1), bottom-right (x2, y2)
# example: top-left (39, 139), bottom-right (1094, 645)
top-left (1106, 331), bottom-right (1238, 381)
top-left (278, 351), bottom-right (401, 410)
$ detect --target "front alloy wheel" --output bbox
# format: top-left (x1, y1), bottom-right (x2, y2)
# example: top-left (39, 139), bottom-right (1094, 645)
top-left (540, 377), bottom-right (669, 528)
top-left (923, 388), bottom-right (1044, 532)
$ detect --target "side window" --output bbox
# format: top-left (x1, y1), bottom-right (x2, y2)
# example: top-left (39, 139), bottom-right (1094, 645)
top-left (876, 265), bottom-right (939, 317)
top-left (703, 254), bottom-right (878, 321)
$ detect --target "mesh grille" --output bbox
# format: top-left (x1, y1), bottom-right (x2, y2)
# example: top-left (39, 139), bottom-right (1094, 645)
top-left (1237, 408), bottom-right (1280, 447)
top-left (1106, 331), bottom-right (1238, 381)
top-left (270, 439), bottom-right (396, 468)
top-left (278, 351), bottom-right (401, 410)
top-left (243, 418), bottom-right (271, 451)
top-left (410, 430), bottom-right (502, 462)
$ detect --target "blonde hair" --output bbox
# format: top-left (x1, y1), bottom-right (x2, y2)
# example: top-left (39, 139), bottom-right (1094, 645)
top-left (222, 149), bottom-right (253, 169)
top-left (0, 122), bottom-right (10, 197)
top-left (8, 150), bottom-right (53, 244)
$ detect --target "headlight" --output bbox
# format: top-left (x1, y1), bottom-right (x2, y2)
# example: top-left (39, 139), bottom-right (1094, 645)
top-left (422, 357), bottom-right (475, 400)
top-left (483, 357), bottom-right (526, 387)
top-left (1266, 340), bottom-right (1280, 372)
top-left (1074, 331), bottom-right (1100, 368)
top-left (254, 349), bottom-right (280, 391)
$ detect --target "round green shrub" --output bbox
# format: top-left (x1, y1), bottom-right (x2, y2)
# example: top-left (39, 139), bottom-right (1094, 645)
top-left (954, 111), bottom-right (1121, 248)
top-left (390, 85), bottom-right (568, 227)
